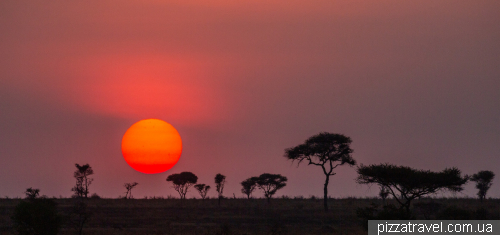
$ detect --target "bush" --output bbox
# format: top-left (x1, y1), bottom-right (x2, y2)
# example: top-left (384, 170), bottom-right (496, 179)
top-left (11, 198), bottom-right (61, 235)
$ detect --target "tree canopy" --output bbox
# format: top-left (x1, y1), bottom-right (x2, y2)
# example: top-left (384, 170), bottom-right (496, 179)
top-left (72, 164), bottom-right (94, 199)
top-left (194, 184), bottom-right (210, 199)
top-left (285, 132), bottom-right (355, 211)
top-left (215, 173), bottom-right (226, 205)
top-left (25, 187), bottom-right (40, 200)
top-left (241, 177), bottom-right (259, 199)
top-left (166, 172), bottom-right (198, 199)
top-left (356, 163), bottom-right (469, 211)
top-left (255, 173), bottom-right (287, 203)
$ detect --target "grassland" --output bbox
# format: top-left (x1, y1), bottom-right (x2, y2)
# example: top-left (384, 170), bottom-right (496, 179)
top-left (1, 197), bottom-right (499, 235)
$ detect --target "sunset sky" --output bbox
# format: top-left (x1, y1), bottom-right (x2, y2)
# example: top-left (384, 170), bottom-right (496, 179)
top-left (1, 0), bottom-right (499, 199)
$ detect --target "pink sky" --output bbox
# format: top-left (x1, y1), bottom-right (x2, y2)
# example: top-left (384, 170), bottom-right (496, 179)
top-left (1, 0), bottom-right (499, 199)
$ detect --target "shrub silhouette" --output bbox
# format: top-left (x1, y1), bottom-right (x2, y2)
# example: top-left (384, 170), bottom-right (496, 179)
top-left (11, 188), bottom-right (61, 235)
top-left (285, 132), bottom-right (356, 212)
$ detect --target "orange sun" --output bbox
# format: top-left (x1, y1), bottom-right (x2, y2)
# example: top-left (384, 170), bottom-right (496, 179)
top-left (121, 119), bottom-right (182, 174)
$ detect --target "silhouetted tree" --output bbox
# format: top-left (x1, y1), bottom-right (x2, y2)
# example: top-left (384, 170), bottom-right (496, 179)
top-left (72, 163), bottom-right (94, 199)
top-left (471, 170), bottom-right (495, 203)
top-left (25, 187), bottom-right (40, 200)
top-left (167, 172), bottom-right (198, 199)
top-left (357, 163), bottom-right (469, 212)
top-left (285, 132), bottom-right (356, 212)
top-left (241, 177), bottom-right (259, 199)
top-left (215, 173), bottom-right (226, 206)
top-left (255, 173), bottom-right (287, 203)
top-left (379, 185), bottom-right (390, 205)
top-left (12, 188), bottom-right (61, 235)
top-left (194, 184), bottom-right (211, 199)
top-left (124, 182), bottom-right (139, 199)
top-left (70, 164), bottom-right (93, 235)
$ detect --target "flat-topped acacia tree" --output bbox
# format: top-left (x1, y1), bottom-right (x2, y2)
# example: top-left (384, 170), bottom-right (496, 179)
top-left (166, 172), bottom-right (198, 199)
top-left (356, 163), bottom-right (469, 212)
top-left (255, 173), bottom-right (287, 203)
top-left (285, 132), bottom-right (356, 212)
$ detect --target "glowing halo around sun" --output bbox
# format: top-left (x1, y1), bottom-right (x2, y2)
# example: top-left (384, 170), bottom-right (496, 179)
top-left (121, 119), bottom-right (182, 174)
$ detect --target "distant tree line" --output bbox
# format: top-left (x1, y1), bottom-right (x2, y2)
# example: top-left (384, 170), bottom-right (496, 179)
top-left (164, 172), bottom-right (288, 204)
top-left (10, 132), bottom-right (496, 234)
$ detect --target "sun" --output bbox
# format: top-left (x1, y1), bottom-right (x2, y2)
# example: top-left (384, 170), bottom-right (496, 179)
top-left (121, 119), bottom-right (182, 174)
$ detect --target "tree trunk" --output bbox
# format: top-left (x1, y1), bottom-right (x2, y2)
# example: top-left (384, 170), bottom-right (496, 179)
top-left (84, 177), bottom-right (88, 199)
top-left (324, 174), bottom-right (330, 212)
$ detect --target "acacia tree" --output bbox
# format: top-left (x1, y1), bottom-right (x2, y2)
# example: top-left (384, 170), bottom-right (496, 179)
top-left (356, 163), bottom-right (469, 212)
top-left (255, 173), bottom-right (287, 203)
top-left (70, 164), bottom-right (93, 235)
top-left (194, 184), bottom-right (211, 199)
top-left (285, 132), bottom-right (356, 212)
top-left (25, 187), bottom-right (40, 200)
top-left (471, 170), bottom-right (495, 203)
top-left (166, 172), bottom-right (198, 199)
top-left (215, 173), bottom-right (226, 206)
top-left (72, 164), bottom-right (94, 199)
top-left (241, 177), bottom-right (259, 199)
top-left (124, 182), bottom-right (139, 199)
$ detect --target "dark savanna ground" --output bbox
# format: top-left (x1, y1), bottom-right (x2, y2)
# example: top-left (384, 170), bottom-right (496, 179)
top-left (1, 197), bottom-right (499, 235)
